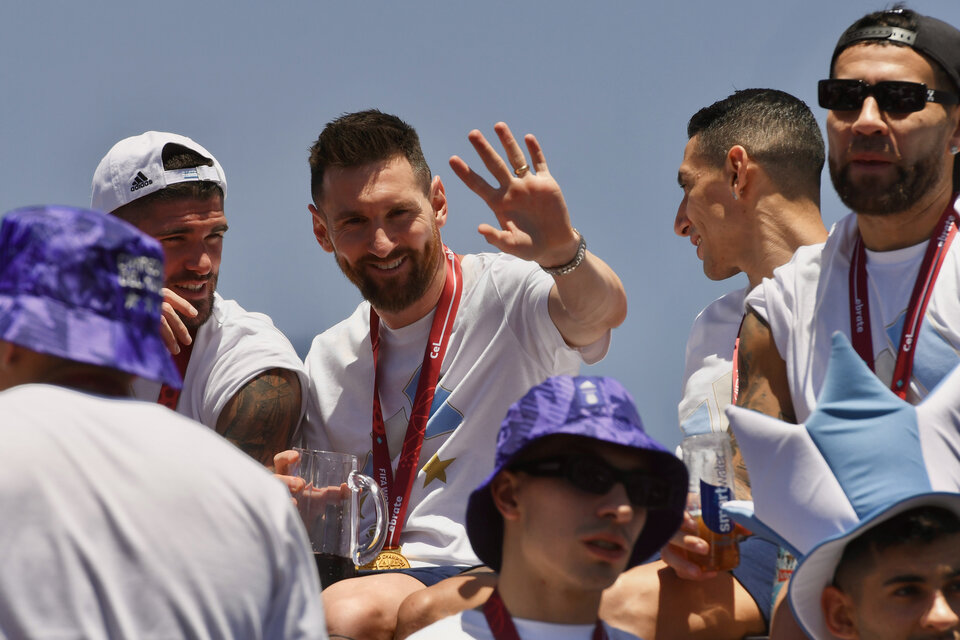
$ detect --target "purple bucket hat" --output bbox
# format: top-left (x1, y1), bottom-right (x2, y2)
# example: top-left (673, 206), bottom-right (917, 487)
top-left (466, 375), bottom-right (687, 572)
top-left (0, 206), bottom-right (181, 388)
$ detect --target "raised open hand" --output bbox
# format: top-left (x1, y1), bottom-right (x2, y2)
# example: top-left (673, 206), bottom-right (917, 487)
top-left (449, 122), bottom-right (579, 268)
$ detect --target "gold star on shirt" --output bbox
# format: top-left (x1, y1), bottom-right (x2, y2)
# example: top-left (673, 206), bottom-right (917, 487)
top-left (422, 454), bottom-right (456, 487)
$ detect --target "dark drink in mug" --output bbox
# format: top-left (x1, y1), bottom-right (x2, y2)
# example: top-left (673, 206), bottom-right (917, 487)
top-left (314, 552), bottom-right (357, 589)
top-left (293, 449), bottom-right (388, 586)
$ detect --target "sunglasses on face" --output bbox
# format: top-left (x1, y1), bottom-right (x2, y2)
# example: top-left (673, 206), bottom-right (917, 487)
top-left (818, 79), bottom-right (960, 114)
top-left (508, 454), bottom-right (681, 509)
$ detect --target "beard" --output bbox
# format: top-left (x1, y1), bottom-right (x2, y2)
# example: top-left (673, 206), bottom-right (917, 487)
top-left (829, 138), bottom-right (943, 216)
top-left (171, 272), bottom-right (217, 333)
top-left (336, 226), bottom-right (443, 313)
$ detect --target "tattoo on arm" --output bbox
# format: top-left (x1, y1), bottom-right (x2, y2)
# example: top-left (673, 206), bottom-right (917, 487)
top-left (731, 308), bottom-right (797, 499)
top-left (215, 368), bottom-right (302, 468)
top-left (735, 309), bottom-right (795, 419)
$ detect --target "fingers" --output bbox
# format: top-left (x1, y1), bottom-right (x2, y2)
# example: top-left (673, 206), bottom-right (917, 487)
top-left (277, 474), bottom-right (306, 498)
top-left (163, 287), bottom-right (199, 320)
top-left (670, 529), bottom-right (709, 556)
top-left (663, 527), bottom-right (716, 580)
top-left (160, 305), bottom-right (190, 354)
top-left (298, 482), bottom-right (352, 505)
top-left (477, 222), bottom-right (511, 249)
top-left (494, 122), bottom-right (529, 176)
top-left (678, 509), bottom-right (699, 535)
top-left (274, 449), bottom-right (300, 476)
top-left (160, 316), bottom-right (180, 355)
top-left (452, 123), bottom-right (539, 192)
top-left (477, 223), bottom-right (501, 245)
top-left (466, 128), bottom-right (513, 184)
top-left (449, 155), bottom-right (496, 202)
top-left (524, 133), bottom-right (549, 174)
top-left (477, 221), bottom-right (532, 254)
top-left (273, 449), bottom-right (306, 505)
top-left (160, 288), bottom-right (197, 354)
top-left (660, 513), bottom-right (719, 581)
top-left (661, 541), bottom-right (719, 581)
top-left (668, 512), bottom-right (709, 554)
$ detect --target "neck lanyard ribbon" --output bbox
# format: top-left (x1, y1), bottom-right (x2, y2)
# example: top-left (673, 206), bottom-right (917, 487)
top-left (370, 246), bottom-right (462, 548)
top-left (848, 199), bottom-right (957, 399)
top-left (482, 588), bottom-right (607, 640)
top-left (158, 339), bottom-right (195, 409)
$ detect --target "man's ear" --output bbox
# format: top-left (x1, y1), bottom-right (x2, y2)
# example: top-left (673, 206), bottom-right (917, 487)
top-left (948, 103), bottom-right (960, 149)
top-left (947, 109), bottom-right (960, 182)
top-left (821, 585), bottom-right (859, 639)
top-left (308, 204), bottom-right (335, 253)
top-left (490, 471), bottom-right (522, 521)
top-left (430, 176), bottom-right (448, 229)
top-left (726, 145), bottom-right (750, 201)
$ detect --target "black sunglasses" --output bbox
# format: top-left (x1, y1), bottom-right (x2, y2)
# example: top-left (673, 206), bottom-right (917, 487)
top-left (819, 79), bottom-right (959, 113)
top-left (509, 454), bottom-right (681, 509)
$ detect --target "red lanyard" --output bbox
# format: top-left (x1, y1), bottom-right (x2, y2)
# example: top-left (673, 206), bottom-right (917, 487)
top-left (482, 588), bottom-right (608, 640)
top-left (370, 246), bottom-right (462, 548)
top-left (157, 340), bottom-right (194, 410)
top-left (848, 200), bottom-right (957, 399)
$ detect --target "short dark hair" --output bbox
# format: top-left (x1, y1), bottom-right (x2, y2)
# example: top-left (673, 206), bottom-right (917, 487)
top-left (308, 109), bottom-right (432, 205)
top-left (112, 143), bottom-right (223, 224)
top-left (687, 89), bottom-right (824, 201)
top-left (833, 505), bottom-right (960, 594)
top-left (831, 5), bottom-right (957, 93)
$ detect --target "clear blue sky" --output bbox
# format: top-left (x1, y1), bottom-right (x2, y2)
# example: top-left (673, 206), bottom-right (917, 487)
top-left (2, 1), bottom-right (957, 450)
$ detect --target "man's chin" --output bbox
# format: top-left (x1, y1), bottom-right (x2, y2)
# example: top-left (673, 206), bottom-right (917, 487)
top-left (346, 263), bottom-right (434, 313)
top-left (364, 285), bottom-right (425, 314)
top-left (704, 263), bottom-right (740, 282)
top-left (834, 175), bottom-right (905, 215)
top-left (180, 300), bottom-right (214, 334)
top-left (831, 156), bottom-right (941, 216)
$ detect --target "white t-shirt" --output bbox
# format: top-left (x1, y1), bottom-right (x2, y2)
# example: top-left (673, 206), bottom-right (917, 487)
top-left (678, 287), bottom-right (747, 437)
top-left (302, 253), bottom-right (609, 566)
top-left (747, 202), bottom-right (960, 423)
top-left (133, 293), bottom-right (308, 430)
top-left (0, 384), bottom-right (326, 639)
top-left (406, 609), bottom-right (640, 639)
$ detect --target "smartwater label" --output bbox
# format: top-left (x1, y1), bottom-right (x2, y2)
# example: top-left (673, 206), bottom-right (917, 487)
top-left (700, 479), bottom-right (732, 534)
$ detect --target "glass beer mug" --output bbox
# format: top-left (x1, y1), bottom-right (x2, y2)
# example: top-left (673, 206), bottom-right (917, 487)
top-left (292, 448), bottom-right (388, 589)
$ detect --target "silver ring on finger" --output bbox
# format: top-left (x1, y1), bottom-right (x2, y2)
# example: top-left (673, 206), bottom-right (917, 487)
top-left (514, 163), bottom-right (529, 178)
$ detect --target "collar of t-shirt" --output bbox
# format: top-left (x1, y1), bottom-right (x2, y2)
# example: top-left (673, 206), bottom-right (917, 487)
top-left (862, 241), bottom-right (927, 333)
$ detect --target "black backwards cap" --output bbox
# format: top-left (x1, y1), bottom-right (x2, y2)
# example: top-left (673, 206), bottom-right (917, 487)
top-left (829, 10), bottom-right (960, 190)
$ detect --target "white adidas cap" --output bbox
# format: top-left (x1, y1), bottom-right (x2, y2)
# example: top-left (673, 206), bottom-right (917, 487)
top-left (91, 131), bottom-right (227, 214)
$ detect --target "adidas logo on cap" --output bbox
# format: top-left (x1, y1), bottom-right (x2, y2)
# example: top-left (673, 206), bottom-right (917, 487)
top-left (130, 171), bottom-right (153, 193)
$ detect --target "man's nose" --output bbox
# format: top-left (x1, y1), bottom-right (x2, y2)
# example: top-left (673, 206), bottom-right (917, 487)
top-left (850, 96), bottom-right (888, 137)
top-left (369, 225), bottom-right (396, 258)
top-left (675, 200), bottom-right (691, 237)
top-left (186, 243), bottom-right (213, 274)
top-left (920, 589), bottom-right (960, 631)
top-left (598, 481), bottom-right (641, 525)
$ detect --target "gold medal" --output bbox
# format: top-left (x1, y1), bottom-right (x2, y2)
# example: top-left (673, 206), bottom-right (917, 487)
top-left (360, 547), bottom-right (411, 571)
